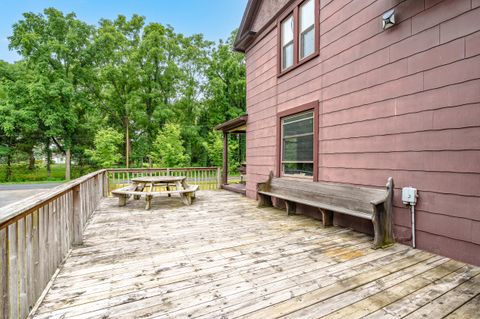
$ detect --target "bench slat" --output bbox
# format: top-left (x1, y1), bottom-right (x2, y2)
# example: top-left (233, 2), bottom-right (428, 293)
top-left (269, 187), bottom-right (377, 213)
top-left (271, 178), bottom-right (385, 203)
top-left (268, 187), bottom-right (374, 213)
top-left (258, 191), bottom-right (373, 220)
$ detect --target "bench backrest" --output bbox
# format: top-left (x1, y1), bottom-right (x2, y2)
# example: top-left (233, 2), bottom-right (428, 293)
top-left (268, 177), bottom-right (388, 214)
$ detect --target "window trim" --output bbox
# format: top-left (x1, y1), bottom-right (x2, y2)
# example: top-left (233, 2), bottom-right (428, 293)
top-left (276, 101), bottom-right (320, 181)
top-left (277, 0), bottom-right (320, 77)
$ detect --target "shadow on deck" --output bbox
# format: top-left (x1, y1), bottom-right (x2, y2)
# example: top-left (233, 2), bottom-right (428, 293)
top-left (33, 191), bottom-right (480, 319)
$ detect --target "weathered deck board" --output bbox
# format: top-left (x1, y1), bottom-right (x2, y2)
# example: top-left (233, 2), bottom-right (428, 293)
top-left (32, 191), bottom-right (480, 319)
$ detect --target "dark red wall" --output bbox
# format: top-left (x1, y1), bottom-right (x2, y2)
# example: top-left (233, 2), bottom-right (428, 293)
top-left (244, 0), bottom-right (480, 265)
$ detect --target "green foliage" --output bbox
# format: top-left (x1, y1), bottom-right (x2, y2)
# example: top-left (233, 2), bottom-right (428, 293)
top-left (0, 163), bottom-right (93, 183)
top-left (202, 131), bottom-right (223, 167)
top-left (85, 128), bottom-right (123, 167)
top-left (0, 9), bottom-right (246, 182)
top-left (9, 8), bottom-right (95, 145)
top-left (150, 123), bottom-right (190, 167)
top-left (203, 31), bottom-right (246, 128)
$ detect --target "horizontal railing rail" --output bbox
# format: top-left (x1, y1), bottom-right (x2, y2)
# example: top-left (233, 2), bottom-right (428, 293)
top-left (0, 169), bottom-right (108, 319)
top-left (106, 167), bottom-right (221, 193)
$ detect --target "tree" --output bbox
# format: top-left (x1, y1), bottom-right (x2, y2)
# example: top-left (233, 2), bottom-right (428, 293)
top-left (85, 128), bottom-right (123, 167)
top-left (9, 8), bottom-right (95, 179)
top-left (0, 61), bottom-right (40, 180)
top-left (135, 23), bottom-right (181, 162)
top-left (200, 31), bottom-right (247, 169)
top-left (202, 131), bottom-right (223, 166)
top-left (203, 30), bottom-right (246, 128)
top-left (150, 123), bottom-right (189, 167)
top-left (92, 14), bottom-right (144, 168)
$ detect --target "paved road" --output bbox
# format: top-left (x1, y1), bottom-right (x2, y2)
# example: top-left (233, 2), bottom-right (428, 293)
top-left (0, 183), bottom-right (62, 209)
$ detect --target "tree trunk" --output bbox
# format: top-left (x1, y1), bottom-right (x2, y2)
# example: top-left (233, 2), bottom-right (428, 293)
top-left (124, 117), bottom-right (130, 169)
top-left (45, 139), bottom-right (52, 177)
top-left (28, 150), bottom-right (35, 170)
top-left (65, 149), bottom-right (71, 180)
top-left (6, 152), bottom-right (12, 182)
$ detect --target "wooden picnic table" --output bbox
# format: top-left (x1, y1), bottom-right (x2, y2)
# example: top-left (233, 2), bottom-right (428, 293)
top-left (131, 176), bottom-right (188, 194)
top-left (112, 176), bottom-right (198, 209)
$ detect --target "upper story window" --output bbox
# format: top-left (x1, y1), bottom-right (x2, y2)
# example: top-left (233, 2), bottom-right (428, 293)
top-left (299, 0), bottom-right (315, 60)
top-left (278, 0), bottom-right (319, 74)
top-left (281, 15), bottom-right (294, 70)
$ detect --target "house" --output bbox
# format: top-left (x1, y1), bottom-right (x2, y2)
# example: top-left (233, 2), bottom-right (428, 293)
top-left (234, 0), bottom-right (480, 265)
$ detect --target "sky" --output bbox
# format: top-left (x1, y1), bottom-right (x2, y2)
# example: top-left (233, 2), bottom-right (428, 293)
top-left (0, 0), bottom-right (248, 62)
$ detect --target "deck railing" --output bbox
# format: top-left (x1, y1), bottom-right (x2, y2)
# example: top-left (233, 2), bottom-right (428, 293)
top-left (0, 169), bottom-right (107, 319)
top-left (107, 167), bottom-right (222, 192)
top-left (0, 167), bottom-right (220, 319)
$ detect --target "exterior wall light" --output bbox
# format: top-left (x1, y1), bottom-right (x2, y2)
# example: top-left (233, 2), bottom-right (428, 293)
top-left (382, 9), bottom-right (396, 30)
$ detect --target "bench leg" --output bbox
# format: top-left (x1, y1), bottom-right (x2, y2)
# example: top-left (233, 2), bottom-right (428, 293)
top-left (167, 184), bottom-right (171, 197)
top-left (145, 195), bottom-right (153, 210)
top-left (372, 207), bottom-right (384, 249)
top-left (320, 209), bottom-right (333, 227)
top-left (134, 184), bottom-right (144, 200)
top-left (118, 196), bottom-right (127, 207)
top-left (180, 193), bottom-right (192, 206)
top-left (372, 204), bottom-right (394, 249)
top-left (258, 194), bottom-right (273, 208)
top-left (285, 201), bottom-right (296, 215)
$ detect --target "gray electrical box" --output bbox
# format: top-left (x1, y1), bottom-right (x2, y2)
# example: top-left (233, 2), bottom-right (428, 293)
top-left (402, 187), bottom-right (418, 205)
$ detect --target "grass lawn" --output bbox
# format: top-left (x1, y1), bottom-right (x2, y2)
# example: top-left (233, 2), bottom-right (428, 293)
top-left (0, 163), bottom-right (95, 183)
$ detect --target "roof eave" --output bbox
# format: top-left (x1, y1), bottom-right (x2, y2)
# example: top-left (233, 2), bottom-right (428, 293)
top-left (233, 31), bottom-right (257, 53)
top-left (233, 0), bottom-right (261, 52)
top-left (215, 115), bottom-right (248, 132)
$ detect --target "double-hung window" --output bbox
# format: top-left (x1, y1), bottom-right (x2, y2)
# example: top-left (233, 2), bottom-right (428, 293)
top-left (299, 0), bottom-right (315, 60)
top-left (281, 111), bottom-right (314, 177)
top-left (279, 0), bottom-right (318, 73)
top-left (281, 15), bottom-right (294, 70)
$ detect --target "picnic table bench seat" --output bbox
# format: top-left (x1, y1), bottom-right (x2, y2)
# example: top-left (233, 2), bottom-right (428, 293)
top-left (257, 172), bottom-right (394, 249)
top-left (112, 184), bottom-right (198, 209)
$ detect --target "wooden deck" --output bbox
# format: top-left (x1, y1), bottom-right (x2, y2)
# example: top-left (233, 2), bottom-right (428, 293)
top-left (32, 191), bottom-right (480, 319)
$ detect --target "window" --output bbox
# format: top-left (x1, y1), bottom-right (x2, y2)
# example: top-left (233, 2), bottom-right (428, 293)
top-left (281, 15), bottom-right (294, 70)
top-left (299, 0), bottom-right (315, 60)
top-left (278, 0), bottom-right (318, 73)
top-left (281, 111), bottom-right (314, 177)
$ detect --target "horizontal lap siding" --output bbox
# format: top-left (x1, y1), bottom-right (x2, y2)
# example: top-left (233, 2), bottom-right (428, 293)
top-left (246, 27), bottom-right (279, 199)
top-left (245, 0), bottom-right (480, 265)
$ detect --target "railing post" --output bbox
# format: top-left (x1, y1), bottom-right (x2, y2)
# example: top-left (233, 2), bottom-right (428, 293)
top-left (72, 185), bottom-right (83, 245)
top-left (103, 171), bottom-right (109, 197)
top-left (0, 227), bottom-right (9, 318)
top-left (217, 167), bottom-right (221, 189)
top-left (166, 168), bottom-right (171, 176)
top-left (8, 224), bottom-right (17, 319)
top-left (96, 173), bottom-right (102, 203)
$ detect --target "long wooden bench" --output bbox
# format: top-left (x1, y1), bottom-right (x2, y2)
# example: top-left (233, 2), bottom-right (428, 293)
top-left (257, 172), bottom-right (394, 249)
top-left (112, 184), bottom-right (198, 209)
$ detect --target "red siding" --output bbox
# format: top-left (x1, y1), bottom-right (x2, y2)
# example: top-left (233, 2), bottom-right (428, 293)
top-left (244, 0), bottom-right (480, 265)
